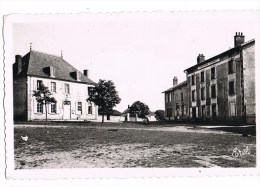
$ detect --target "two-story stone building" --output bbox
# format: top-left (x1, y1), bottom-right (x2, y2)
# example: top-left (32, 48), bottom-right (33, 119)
top-left (163, 33), bottom-right (255, 124)
top-left (162, 77), bottom-right (189, 121)
top-left (13, 49), bottom-right (98, 121)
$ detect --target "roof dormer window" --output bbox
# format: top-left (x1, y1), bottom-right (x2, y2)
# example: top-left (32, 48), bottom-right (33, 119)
top-left (50, 66), bottom-right (55, 77)
top-left (76, 71), bottom-right (81, 81)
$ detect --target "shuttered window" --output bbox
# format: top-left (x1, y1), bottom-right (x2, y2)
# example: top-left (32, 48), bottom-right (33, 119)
top-left (77, 102), bottom-right (82, 114)
top-left (51, 82), bottom-right (56, 92)
top-left (65, 83), bottom-right (70, 94)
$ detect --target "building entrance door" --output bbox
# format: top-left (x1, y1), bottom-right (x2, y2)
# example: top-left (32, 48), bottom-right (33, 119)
top-left (63, 101), bottom-right (71, 119)
top-left (202, 106), bottom-right (206, 121)
top-left (192, 107), bottom-right (196, 121)
top-left (212, 104), bottom-right (217, 120)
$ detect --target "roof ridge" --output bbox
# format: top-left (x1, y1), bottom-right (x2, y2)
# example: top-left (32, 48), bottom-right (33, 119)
top-left (31, 50), bottom-right (85, 74)
top-left (184, 38), bottom-right (255, 72)
top-left (162, 80), bottom-right (187, 93)
top-left (241, 39), bottom-right (255, 46)
top-left (31, 50), bottom-right (62, 59)
top-left (25, 50), bottom-right (96, 85)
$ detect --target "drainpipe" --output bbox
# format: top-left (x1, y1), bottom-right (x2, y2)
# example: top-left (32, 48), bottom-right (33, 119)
top-left (239, 47), bottom-right (246, 125)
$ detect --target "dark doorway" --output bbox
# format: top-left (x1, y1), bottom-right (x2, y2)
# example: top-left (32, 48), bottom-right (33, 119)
top-left (212, 104), bottom-right (217, 120)
top-left (202, 105), bottom-right (206, 121)
top-left (192, 107), bottom-right (196, 121)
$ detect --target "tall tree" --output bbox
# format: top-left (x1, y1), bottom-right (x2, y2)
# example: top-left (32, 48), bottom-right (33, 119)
top-left (87, 79), bottom-right (121, 123)
top-left (33, 83), bottom-right (56, 121)
top-left (130, 101), bottom-right (149, 118)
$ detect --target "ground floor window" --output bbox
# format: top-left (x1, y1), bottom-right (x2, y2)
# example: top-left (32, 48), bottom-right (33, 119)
top-left (212, 104), bottom-right (217, 118)
top-left (77, 102), bottom-right (82, 114)
top-left (37, 102), bottom-right (43, 113)
top-left (230, 102), bottom-right (236, 116)
top-left (88, 102), bottom-right (92, 114)
top-left (181, 105), bottom-right (185, 116)
top-left (201, 105), bottom-right (206, 120)
top-left (51, 103), bottom-right (56, 113)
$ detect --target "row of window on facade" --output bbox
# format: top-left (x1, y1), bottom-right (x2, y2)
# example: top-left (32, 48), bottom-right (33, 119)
top-left (166, 82), bottom-right (236, 103)
top-left (165, 92), bottom-right (184, 103)
top-left (191, 81), bottom-right (235, 102)
top-left (166, 104), bottom-right (186, 117)
top-left (190, 60), bottom-right (235, 85)
top-left (36, 80), bottom-right (92, 94)
top-left (36, 101), bottom-right (93, 114)
top-left (166, 102), bottom-right (236, 118)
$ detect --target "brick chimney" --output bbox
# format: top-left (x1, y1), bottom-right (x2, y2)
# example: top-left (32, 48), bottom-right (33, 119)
top-left (173, 76), bottom-right (178, 86)
top-left (234, 32), bottom-right (245, 47)
top-left (15, 55), bottom-right (22, 75)
top-left (83, 69), bottom-right (88, 77)
top-left (197, 54), bottom-right (205, 64)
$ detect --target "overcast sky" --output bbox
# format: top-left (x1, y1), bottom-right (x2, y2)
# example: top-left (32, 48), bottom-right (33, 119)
top-left (12, 11), bottom-right (259, 112)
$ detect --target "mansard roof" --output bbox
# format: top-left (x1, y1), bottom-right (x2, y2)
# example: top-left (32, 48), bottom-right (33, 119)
top-left (162, 80), bottom-right (187, 93)
top-left (184, 39), bottom-right (255, 73)
top-left (16, 50), bottom-right (95, 85)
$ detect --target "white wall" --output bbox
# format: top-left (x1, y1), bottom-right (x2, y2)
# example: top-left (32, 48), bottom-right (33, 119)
top-left (27, 76), bottom-right (98, 121)
top-left (95, 115), bottom-right (122, 123)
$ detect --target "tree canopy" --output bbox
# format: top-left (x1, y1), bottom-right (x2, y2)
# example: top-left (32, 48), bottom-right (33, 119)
top-left (87, 79), bottom-right (121, 122)
top-left (130, 101), bottom-right (149, 118)
top-left (33, 83), bottom-right (56, 121)
top-left (155, 110), bottom-right (165, 121)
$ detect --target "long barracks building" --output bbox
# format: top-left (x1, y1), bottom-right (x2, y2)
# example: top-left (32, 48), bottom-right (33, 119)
top-left (163, 32), bottom-right (255, 124)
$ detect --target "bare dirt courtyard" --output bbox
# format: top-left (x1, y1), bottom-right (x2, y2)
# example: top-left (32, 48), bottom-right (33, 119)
top-left (14, 122), bottom-right (256, 169)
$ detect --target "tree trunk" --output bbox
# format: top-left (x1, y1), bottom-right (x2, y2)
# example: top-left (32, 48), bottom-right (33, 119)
top-left (45, 103), bottom-right (48, 121)
top-left (102, 111), bottom-right (104, 123)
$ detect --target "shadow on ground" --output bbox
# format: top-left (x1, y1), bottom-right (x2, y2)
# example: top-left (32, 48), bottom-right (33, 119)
top-left (207, 126), bottom-right (256, 136)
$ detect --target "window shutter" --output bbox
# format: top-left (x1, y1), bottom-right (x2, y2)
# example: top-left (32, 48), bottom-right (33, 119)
top-left (33, 99), bottom-right (37, 113)
top-left (41, 103), bottom-right (44, 113)
top-left (56, 102), bottom-right (60, 114)
top-left (69, 84), bottom-right (72, 95)
top-left (189, 108), bottom-right (192, 118)
top-left (48, 103), bottom-right (51, 114)
top-left (33, 79), bottom-right (37, 90)
top-left (47, 81), bottom-right (50, 91)
top-left (92, 103), bottom-right (95, 115)
top-left (216, 104), bottom-right (218, 116)
top-left (196, 107), bottom-right (198, 118)
top-left (62, 82), bottom-right (64, 94)
top-left (75, 102), bottom-right (78, 114)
